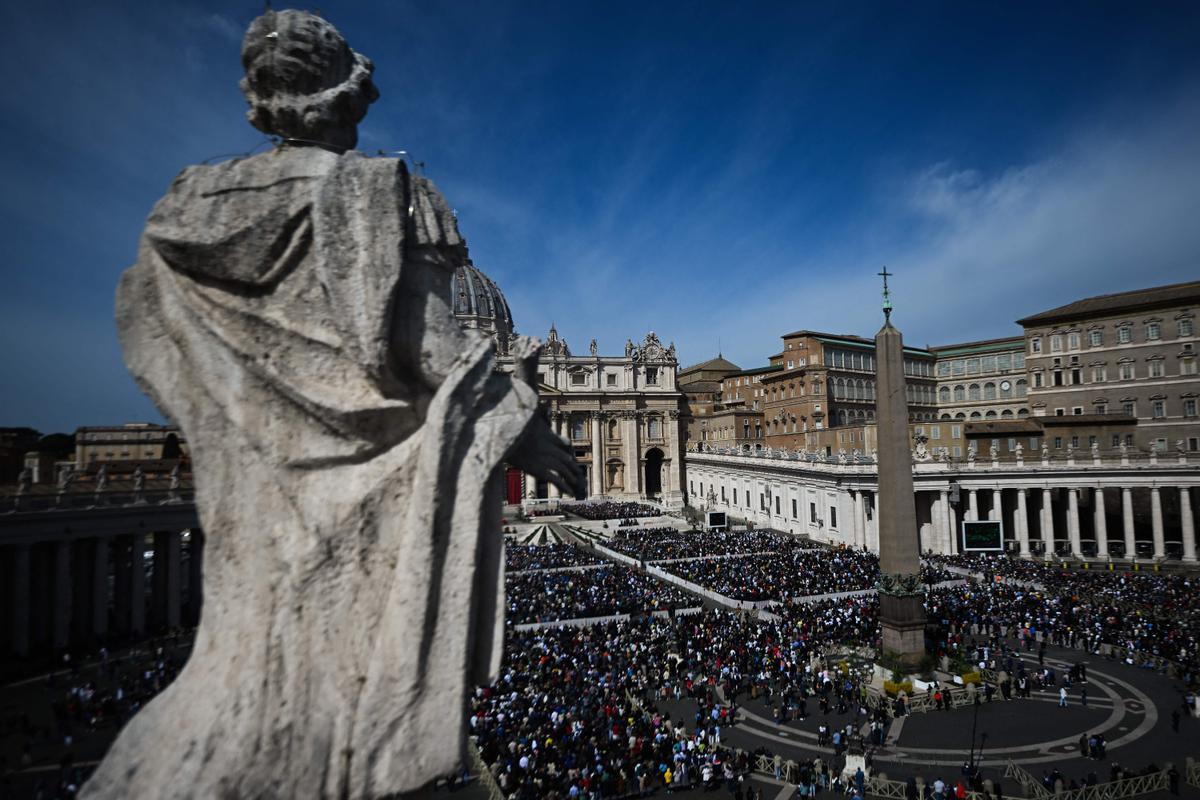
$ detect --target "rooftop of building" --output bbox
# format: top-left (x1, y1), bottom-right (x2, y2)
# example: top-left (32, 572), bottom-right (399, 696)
top-left (679, 355), bottom-right (740, 375)
top-left (725, 364), bottom-right (784, 378)
top-left (1016, 280), bottom-right (1200, 327)
top-left (780, 329), bottom-right (934, 357)
top-left (930, 335), bottom-right (1026, 356)
top-left (75, 423), bottom-right (179, 433)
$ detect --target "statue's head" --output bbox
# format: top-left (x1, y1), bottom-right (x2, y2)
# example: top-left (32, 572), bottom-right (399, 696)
top-left (240, 10), bottom-right (379, 151)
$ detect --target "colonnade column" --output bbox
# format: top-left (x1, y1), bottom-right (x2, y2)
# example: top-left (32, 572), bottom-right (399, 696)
top-left (1067, 488), bottom-right (1082, 557)
top-left (1150, 488), bottom-right (1165, 560)
top-left (852, 490), bottom-right (865, 548)
top-left (186, 529), bottom-right (205, 627)
top-left (52, 540), bottom-right (71, 652)
top-left (1122, 488), bottom-right (1136, 560)
top-left (129, 535), bottom-right (146, 637)
top-left (990, 488), bottom-right (1002, 521)
top-left (936, 490), bottom-right (950, 555)
top-left (10, 544), bottom-right (30, 657)
top-left (1093, 488), bottom-right (1108, 558)
top-left (1040, 488), bottom-right (1054, 557)
top-left (967, 489), bottom-right (979, 522)
top-left (1181, 488), bottom-right (1196, 563)
top-left (948, 497), bottom-right (959, 555)
top-left (152, 531), bottom-right (182, 631)
top-left (92, 537), bottom-right (110, 639)
top-left (1016, 489), bottom-right (1031, 557)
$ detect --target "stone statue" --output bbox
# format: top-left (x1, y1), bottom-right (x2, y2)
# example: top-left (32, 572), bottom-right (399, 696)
top-left (16, 467), bottom-right (31, 494)
top-left (1091, 441), bottom-right (1100, 457)
top-left (1042, 444), bottom-right (1051, 461)
top-left (1177, 439), bottom-right (1187, 453)
top-left (967, 447), bottom-right (976, 463)
top-left (589, 338), bottom-right (597, 356)
top-left (84, 10), bottom-right (584, 800)
top-left (624, 338), bottom-right (634, 357)
top-left (132, 465), bottom-right (146, 503)
top-left (1014, 442), bottom-right (1024, 459)
top-left (988, 443), bottom-right (998, 461)
top-left (166, 463), bottom-right (182, 504)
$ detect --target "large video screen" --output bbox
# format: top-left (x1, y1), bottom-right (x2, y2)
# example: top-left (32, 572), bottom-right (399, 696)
top-left (706, 511), bottom-right (727, 528)
top-left (961, 520), bottom-right (1004, 552)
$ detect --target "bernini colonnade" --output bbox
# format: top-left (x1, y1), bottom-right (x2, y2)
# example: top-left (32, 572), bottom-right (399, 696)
top-left (686, 446), bottom-right (1198, 561)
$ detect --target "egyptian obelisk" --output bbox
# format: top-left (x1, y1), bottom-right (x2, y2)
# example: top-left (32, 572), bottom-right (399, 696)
top-left (874, 269), bottom-right (927, 667)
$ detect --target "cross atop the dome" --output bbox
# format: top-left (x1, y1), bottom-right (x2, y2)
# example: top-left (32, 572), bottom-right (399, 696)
top-left (878, 267), bottom-right (893, 320)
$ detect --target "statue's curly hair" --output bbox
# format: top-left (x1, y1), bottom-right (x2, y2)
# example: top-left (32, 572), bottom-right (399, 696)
top-left (239, 10), bottom-right (379, 150)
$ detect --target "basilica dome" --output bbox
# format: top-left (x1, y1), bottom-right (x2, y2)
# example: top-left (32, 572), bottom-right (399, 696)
top-left (451, 262), bottom-right (514, 353)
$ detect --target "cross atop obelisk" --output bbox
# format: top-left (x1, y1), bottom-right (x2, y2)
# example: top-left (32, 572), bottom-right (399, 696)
top-left (878, 267), bottom-right (893, 320)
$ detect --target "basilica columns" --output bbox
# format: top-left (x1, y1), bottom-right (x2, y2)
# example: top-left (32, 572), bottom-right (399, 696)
top-left (590, 413), bottom-right (603, 497)
top-left (152, 531), bottom-right (182, 631)
top-left (1182, 487), bottom-right (1196, 563)
top-left (1150, 488), bottom-right (1165, 559)
top-left (936, 490), bottom-right (951, 555)
top-left (967, 489), bottom-right (978, 522)
top-left (1016, 488), bottom-right (1030, 556)
top-left (1122, 488), bottom-right (1136, 559)
top-left (1093, 488), bottom-right (1109, 558)
top-left (990, 488), bottom-right (1002, 522)
top-left (1067, 488), bottom-right (1082, 557)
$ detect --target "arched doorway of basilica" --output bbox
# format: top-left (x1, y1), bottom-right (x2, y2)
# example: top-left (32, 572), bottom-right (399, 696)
top-left (643, 448), bottom-right (664, 498)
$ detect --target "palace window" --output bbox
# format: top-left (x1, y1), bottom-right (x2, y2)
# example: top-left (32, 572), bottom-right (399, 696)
top-left (983, 382), bottom-right (997, 400)
top-left (646, 367), bottom-right (659, 385)
top-left (966, 358), bottom-right (980, 374)
top-left (1123, 401), bottom-right (1136, 416)
top-left (1095, 402), bottom-right (1107, 415)
top-left (1152, 400), bottom-right (1166, 418)
top-left (968, 384), bottom-right (981, 401)
top-left (1092, 366), bottom-right (1107, 382)
top-left (1068, 333), bottom-right (1080, 350)
top-left (1184, 399), bottom-right (1197, 417)
top-left (1181, 319), bottom-right (1194, 337)
top-left (1030, 338), bottom-right (1042, 353)
top-left (1119, 363), bottom-right (1135, 380)
top-left (1015, 353), bottom-right (1025, 368)
top-left (1146, 322), bottom-right (1161, 340)
top-left (982, 356), bottom-right (996, 372)
top-left (1033, 373), bottom-right (1043, 388)
top-left (571, 372), bottom-right (587, 386)
top-left (571, 416), bottom-right (587, 440)
top-left (1182, 358), bottom-right (1199, 376)
top-left (1090, 330), bottom-right (1103, 347)
top-left (607, 373), bottom-right (617, 386)
top-left (1148, 360), bottom-right (1165, 378)
top-left (1050, 335), bottom-right (1063, 352)
top-left (1117, 326), bottom-right (1132, 344)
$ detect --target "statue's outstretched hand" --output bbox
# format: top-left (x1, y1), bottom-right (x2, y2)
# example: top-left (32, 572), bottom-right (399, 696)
top-left (508, 417), bottom-right (587, 499)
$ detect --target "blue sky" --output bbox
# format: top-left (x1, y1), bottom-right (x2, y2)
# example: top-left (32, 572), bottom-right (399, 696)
top-left (2, 1), bottom-right (1199, 433)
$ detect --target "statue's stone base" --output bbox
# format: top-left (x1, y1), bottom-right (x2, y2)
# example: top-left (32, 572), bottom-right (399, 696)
top-left (880, 593), bottom-right (926, 668)
top-left (841, 753), bottom-right (869, 783)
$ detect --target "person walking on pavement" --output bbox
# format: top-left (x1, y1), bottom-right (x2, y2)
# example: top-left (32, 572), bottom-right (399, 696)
top-left (1059, 687), bottom-right (1068, 708)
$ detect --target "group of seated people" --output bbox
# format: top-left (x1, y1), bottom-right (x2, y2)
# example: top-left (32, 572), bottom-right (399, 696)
top-left (504, 543), bottom-right (603, 572)
top-left (659, 545), bottom-right (957, 602)
top-left (605, 527), bottom-right (800, 561)
top-left (560, 501), bottom-right (662, 520)
top-left (504, 565), bottom-right (695, 624)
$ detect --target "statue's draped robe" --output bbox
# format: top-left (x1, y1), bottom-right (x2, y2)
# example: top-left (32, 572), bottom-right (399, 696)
top-left (84, 148), bottom-right (537, 799)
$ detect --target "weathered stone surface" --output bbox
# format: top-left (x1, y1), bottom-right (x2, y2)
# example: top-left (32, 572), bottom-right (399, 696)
top-left (83, 10), bottom-right (582, 799)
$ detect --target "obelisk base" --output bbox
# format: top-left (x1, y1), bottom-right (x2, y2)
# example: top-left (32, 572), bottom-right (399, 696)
top-left (879, 594), bottom-right (926, 669)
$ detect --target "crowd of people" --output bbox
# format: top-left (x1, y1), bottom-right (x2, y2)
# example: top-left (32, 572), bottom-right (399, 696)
top-left (561, 501), bottom-right (663, 521)
top-left (659, 546), bottom-right (958, 603)
top-left (505, 543), bottom-right (603, 572)
top-left (505, 566), bottom-right (696, 624)
top-left (0, 635), bottom-right (193, 800)
top-left (605, 527), bottom-right (800, 561)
